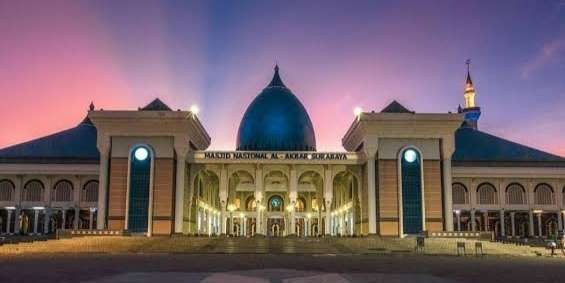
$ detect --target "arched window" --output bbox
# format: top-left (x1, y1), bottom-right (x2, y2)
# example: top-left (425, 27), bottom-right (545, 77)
top-left (506, 183), bottom-right (526, 205)
top-left (311, 198), bottom-right (319, 212)
top-left (534, 183), bottom-right (554, 205)
top-left (52, 180), bottom-right (73, 202)
top-left (295, 198), bottom-right (306, 212)
top-left (0, 180), bottom-right (15, 201)
top-left (245, 196), bottom-right (256, 211)
top-left (268, 195), bottom-right (284, 212)
top-left (452, 183), bottom-right (468, 205)
top-left (477, 183), bottom-right (497, 205)
top-left (82, 180), bottom-right (99, 202)
top-left (22, 180), bottom-right (44, 202)
top-left (400, 148), bottom-right (423, 234)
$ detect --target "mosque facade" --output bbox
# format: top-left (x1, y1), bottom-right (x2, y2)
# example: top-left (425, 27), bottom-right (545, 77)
top-left (0, 66), bottom-right (564, 239)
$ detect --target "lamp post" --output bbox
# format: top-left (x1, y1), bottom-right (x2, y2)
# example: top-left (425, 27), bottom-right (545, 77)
top-left (227, 204), bottom-right (236, 236)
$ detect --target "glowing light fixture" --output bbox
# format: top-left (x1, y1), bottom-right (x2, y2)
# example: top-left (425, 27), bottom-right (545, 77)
top-left (227, 204), bottom-right (236, 212)
top-left (353, 106), bottom-right (363, 117)
top-left (134, 147), bottom-right (149, 161)
top-left (190, 104), bottom-right (200, 115)
top-left (5, 206), bottom-right (16, 210)
top-left (403, 149), bottom-right (417, 163)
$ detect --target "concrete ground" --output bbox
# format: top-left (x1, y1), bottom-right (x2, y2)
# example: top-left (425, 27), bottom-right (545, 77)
top-left (0, 253), bottom-right (564, 283)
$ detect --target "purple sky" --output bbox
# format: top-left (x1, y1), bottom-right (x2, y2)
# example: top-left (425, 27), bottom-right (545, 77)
top-left (0, 0), bottom-right (564, 155)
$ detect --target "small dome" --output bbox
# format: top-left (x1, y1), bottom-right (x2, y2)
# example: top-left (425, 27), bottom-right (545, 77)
top-left (236, 66), bottom-right (316, 151)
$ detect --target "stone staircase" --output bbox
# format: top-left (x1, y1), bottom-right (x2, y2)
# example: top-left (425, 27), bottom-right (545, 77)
top-left (199, 237), bottom-right (349, 254)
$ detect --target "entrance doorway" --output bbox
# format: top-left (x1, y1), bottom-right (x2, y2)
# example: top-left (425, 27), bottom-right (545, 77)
top-left (268, 218), bottom-right (284, 237)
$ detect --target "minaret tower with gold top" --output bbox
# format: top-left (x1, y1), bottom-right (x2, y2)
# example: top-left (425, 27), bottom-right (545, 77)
top-left (458, 59), bottom-right (481, 129)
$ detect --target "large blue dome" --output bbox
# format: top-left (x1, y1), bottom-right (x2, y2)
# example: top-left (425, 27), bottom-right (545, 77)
top-left (236, 66), bottom-right (316, 151)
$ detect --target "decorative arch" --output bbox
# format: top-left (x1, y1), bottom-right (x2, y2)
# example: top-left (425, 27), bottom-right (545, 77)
top-left (22, 179), bottom-right (44, 202)
top-left (452, 183), bottom-right (468, 205)
top-left (506, 183), bottom-right (526, 205)
top-left (82, 180), bottom-right (99, 202)
top-left (477, 183), bottom-right (497, 205)
top-left (534, 183), bottom-right (554, 205)
top-left (52, 180), bottom-right (73, 202)
top-left (0, 179), bottom-right (15, 201)
top-left (295, 197), bottom-right (306, 212)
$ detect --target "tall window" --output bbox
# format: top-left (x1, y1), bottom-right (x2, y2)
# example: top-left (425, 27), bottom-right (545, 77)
top-left (401, 148), bottom-right (422, 234)
top-left (295, 198), bottom-right (306, 212)
top-left (22, 180), bottom-right (44, 202)
top-left (506, 183), bottom-right (526, 205)
top-left (477, 183), bottom-right (497, 205)
top-left (52, 180), bottom-right (73, 202)
top-left (534, 184), bottom-right (554, 205)
top-left (82, 181), bottom-right (99, 202)
top-left (246, 196), bottom-right (256, 211)
top-left (452, 183), bottom-right (468, 205)
top-left (128, 146), bottom-right (152, 233)
top-left (0, 180), bottom-right (14, 201)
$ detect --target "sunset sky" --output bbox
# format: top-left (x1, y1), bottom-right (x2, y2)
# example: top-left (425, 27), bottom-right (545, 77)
top-left (1, 0), bottom-right (564, 155)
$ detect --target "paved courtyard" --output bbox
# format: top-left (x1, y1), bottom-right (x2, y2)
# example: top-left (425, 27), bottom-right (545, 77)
top-left (1, 253), bottom-right (565, 283)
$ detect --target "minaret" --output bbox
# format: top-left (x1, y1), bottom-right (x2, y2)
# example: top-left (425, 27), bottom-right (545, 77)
top-left (458, 59), bottom-right (481, 129)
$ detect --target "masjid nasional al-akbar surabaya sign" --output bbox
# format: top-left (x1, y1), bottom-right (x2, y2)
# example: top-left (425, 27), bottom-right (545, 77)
top-left (199, 151), bottom-right (352, 161)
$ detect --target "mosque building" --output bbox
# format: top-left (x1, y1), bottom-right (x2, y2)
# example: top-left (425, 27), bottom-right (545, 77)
top-left (0, 65), bottom-right (563, 239)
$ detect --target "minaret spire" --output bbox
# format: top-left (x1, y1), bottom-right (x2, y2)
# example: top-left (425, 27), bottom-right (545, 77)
top-left (464, 59), bottom-right (476, 108)
top-left (268, 64), bottom-right (286, 88)
top-left (458, 59), bottom-right (481, 129)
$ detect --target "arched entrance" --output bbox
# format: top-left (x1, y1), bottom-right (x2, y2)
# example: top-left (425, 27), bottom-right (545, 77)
top-left (127, 146), bottom-right (152, 233)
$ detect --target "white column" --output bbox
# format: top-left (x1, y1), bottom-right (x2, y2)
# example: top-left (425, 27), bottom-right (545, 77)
top-left (33, 210), bottom-right (39, 235)
top-left (89, 209), bottom-right (94, 230)
top-left (367, 155), bottom-right (377, 234)
top-left (62, 209), bottom-right (67, 230)
top-left (324, 166), bottom-right (333, 236)
top-left (289, 166), bottom-right (297, 235)
top-left (537, 212), bottom-right (542, 237)
top-left (470, 209), bottom-right (476, 232)
top-left (74, 207), bottom-right (80, 230)
top-left (174, 154), bottom-right (187, 233)
top-left (528, 210), bottom-right (534, 237)
top-left (483, 211), bottom-right (488, 232)
top-left (220, 204), bottom-right (227, 235)
top-left (510, 212), bottom-right (516, 237)
top-left (43, 209), bottom-right (50, 234)
top-left (500, 209), bottom-right (505, 237)
top-left (6, 210), bottom-right (12, 234)
top-left (97, 151), bottom-right (109, 229)
top-left (442, 158), bottom-right (454, 231)
top-left (14, 208), bottom-right (20, 234)
top-left (243, 216), bottom-right (247, 237)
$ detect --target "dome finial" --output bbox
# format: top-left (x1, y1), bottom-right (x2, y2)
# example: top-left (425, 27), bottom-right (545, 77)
top-left (268, 64), bottom-right (286, 88)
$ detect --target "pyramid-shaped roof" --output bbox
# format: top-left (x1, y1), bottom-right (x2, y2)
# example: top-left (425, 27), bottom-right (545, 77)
top-left (0, 117), bottom-right (99, 164)
top-left (380, 100), bottom-right (414, 113)
top-left (140, 98), bottom-right (172, 111)
top-left (453, 127), bottom-right (565, 166)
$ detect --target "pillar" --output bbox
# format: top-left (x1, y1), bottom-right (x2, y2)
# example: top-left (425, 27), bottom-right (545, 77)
top-left (220, 203), bottom-right (227, 235)
top-left (325, 199), bottom-right (332, 235)
top-left (510, 212), bottom-right (516, 237)
top-left (174, 154), bottom-right (187, 233)
top-left (324, 166), bottom-right (333, 236)
top-left (537, 212), bottom-right (542, 237)
top-left (367, 155), bottom-right (377, 234)
top-left (43, 209), bottom-right (50, 234)
top-left (470, 209), bottom-right (476, 232)
top-left (74, 207), bottom-right (80, 230)
top-left (33, 209), bottom-right (39, 235)
top-left (14, 207), bottom-right (20, 234)
top-left (6, 210), bottom-right (12, 234)
top-left (528, 210), bottom-right (534, 237)
top-left (62, 209), bottom-right (67, 230)
top-left (499, 209), bottom-right (505, 237)
top-left (243, 216), bottom-right (247, 237)
top-left (89, 209), bottom-right (94, 230)
top-left (289, 166), bottom-right (297, 235)
top-left (255, 165), bottom-right (263, 235)
top-left (442, 158), bottom-right (454, 231)
top-left (97, 151), bottom-right (109, 229)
